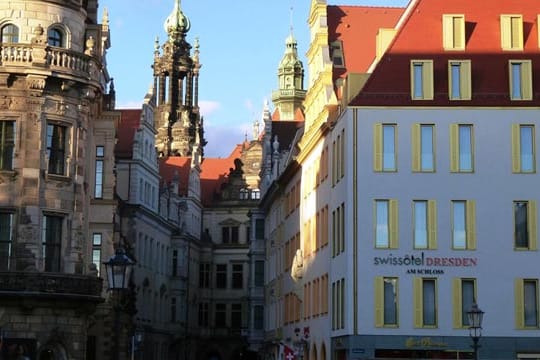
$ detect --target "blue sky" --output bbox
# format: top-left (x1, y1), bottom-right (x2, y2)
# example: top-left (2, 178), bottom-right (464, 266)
top-left (102, 0), bottom-right (409, 157)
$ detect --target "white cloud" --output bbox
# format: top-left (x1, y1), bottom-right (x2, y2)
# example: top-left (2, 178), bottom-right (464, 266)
top-left (199, 100), bottom-right (221, 117)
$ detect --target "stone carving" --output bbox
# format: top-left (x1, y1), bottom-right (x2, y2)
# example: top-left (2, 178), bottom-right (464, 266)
top-left (84, 36), bottom-right (95, 56)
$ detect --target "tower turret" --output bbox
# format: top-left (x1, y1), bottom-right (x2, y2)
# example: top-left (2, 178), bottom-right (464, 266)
top-left (153, 0), bottom-right (205, 157)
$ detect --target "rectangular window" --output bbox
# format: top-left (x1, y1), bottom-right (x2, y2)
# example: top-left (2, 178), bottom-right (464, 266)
top-left (450, 124), bottom-right (474, 172)
top-left (254, 260), bottom-right (265, 287)
top-left (514, 201), bottom-right (537, 250)
top-left (254, 305), bottom-right (264, 330)
top-left (171, 297), bottom-right (177, 322)
top-left (42, 215), bottom-right (62, 272)
top-left (0, 212), bottom-right (13, 271)
top-left (443, 14), bottom-right (465, 50)
top-left (512, 125), bottom-right (535, 173)
top-left (172, 250), bottom-right (178, 277)
top-left (524, 280), bottom-right (538, 327)
top-left (215, 264), bottom-right (227, 289)
top-left (412, 124), bottom-right (435, 172)
top-left (222, 226), bottom-right (239, 244)
top-left (452, 278), bottom-right (476, 328)
top-left (255, 219), bottom-right (265, 239)
top-left (501, 15), bottom-right (523, 50)
top-left (452, 200), bottom-right (476, 250)
top-left (46, 124), bottom-right (66, 175)
top-left (232, 263), bottom-right (243, 289)
top-left (375, 200), bottom-right (398, 249)
top-left (509, 60), bottom-right (533, 100)
top-left (215, 303), bottom-right (226, 328)
top-left (414, 200), bottom-right (437, 249)
top-left (448, 60), bottom-right (471, 100)
top-left (410, 60), bottom-right (434, 100)
top-left (516, 279), bottom-right (539, 328)
top-left (198, 302), bottom-right (209, 327)
top-left (373, 124), bottom-right (397, 172)
top-left (375, 277), bottom-right (398, 327)
top-left (92, 233), bottom-right (101, 276)
top-left (95, 146), bottom-right (104, 198)
top-left (0, 121), bottom-right (15, 171)
top-left (199, 263), bottom-right (210, 288)
top-left (231, 303), bottom-right (242, 328)
top-left (414, 277), bottom-right (438, 327)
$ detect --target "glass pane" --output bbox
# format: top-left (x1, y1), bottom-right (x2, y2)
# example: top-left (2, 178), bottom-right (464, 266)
top-left (451, 64), bottom-right (461, 99)
top-left (420, 125), bottom-right (433, 171)
top-left (384, 278), bottom-right (397, 325)
top-left (382, 125), bottom-right (395, 170)
top-left (520, 126), bottom-right (534, 172)
top-left (96, 146), bottom-right (104, 157)
top-left (461, 280), bottom-right (475, 326)
top-left (423, 280), bottom-right (436, 326)
top-left (515, 202), bottom-right (529, 248)
top-left (524, 281), bottom-right (538, 327)
top-left (414, 201), bottom-right (428, 248)
top-left (458, 126), bottom-right (472, 171)
top-left (0, 121), bottom-right (14, 170)
top-left (414, 64), bottom-right (423, 98)
top-left (512, 63), bottom-right (522, 99)
top-left (453, 201), bottom-right (467, 249)
top-left (376, 201), bottom-right (389, 248)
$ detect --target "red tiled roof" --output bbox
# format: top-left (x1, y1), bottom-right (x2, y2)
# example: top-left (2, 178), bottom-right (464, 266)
top-left (159, 146), bottom-right (244, 206)
top-left (351, 0), bottom-right (540, 107)
top-left (115, 109), bottom-right (141, 158)
top-left (328, 5), bottom-right (404, 83)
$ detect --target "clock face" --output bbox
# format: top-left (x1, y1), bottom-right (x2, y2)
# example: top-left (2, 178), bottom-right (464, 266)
top-left (285, 76), bottom-right (292, 87)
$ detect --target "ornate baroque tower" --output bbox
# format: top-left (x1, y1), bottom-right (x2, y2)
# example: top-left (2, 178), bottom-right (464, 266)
top-left (153, 0), bottom-right (205, 157)
top-left (271, 30), bottom-right (306, 120)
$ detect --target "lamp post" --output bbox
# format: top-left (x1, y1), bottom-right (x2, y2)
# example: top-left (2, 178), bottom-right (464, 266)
top-left (466, 302), bottom-right (484, 360)
top-left (103, 248), bottom-right (135, 360)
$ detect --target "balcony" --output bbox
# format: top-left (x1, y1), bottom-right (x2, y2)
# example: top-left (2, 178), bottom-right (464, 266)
top-left (0, 43), bottom-right (102, 84)
top-left (0, 271), bottom-right (103, 302)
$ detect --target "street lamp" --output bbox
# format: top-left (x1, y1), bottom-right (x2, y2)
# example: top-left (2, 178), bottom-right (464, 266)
top-left (103, 248), bottom-right (135, 360)
top-left (466, 302), bottom-right (484, 360)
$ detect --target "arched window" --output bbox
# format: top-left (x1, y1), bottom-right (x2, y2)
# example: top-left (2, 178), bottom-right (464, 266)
top-left (47, 27), bottom-right (64, 47)
top-left (1, 24), bottom-right (19, 43)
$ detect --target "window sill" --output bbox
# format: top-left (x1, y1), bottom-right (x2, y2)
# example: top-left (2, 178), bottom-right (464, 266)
top-left (46, 173), bottom-right (72, 183)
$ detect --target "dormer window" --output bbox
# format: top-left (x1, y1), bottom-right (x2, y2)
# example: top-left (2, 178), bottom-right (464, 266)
top-left (500, 15), bottom-right (523, 50)
top-left (1, 24), bottom-right (19, 43)
top-left (442, 14), bottom-right (465, 50)
top-left (47, 27), bottom-right (64, 47)
top-left (330, 41), bottom-right (345, 68)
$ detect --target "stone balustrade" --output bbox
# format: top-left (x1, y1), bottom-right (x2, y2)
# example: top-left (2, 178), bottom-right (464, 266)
top-left (0, 44), bottom-right (98, 80)
top-left (0, 271), bottom-right (103, 301)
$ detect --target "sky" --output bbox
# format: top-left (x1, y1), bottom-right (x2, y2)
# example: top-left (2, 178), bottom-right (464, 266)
top-left (102, 0), bottom-right (409, 157)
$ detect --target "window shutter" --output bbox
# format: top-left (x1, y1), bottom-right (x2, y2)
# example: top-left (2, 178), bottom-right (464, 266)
top-left (515, 278), bottom-right (525, 329)
top-left (452, 278), bottom-right (462, 328)
top-left (511, 124), bottom-right (521, 173)
top-left (442, 15), bottom-right (454, 49)
top-left (389, 199), bottom-right (399, 249)
top-left (423, 61), bottom-right (434, 100)
top-left (460, 60), bottom-right (471, 100)
top-left (522, 61), bottom-right (532, 100)
top-left (374, 277), bottom-right (384, 327)
top-left (428, 200), bottom-right (438, 249)
top-left (450, 124), bottom-right (459, 172)
top-left (373, 124), bottom-right (383, 171)
top-left (414, 277), bottom-right (423, 327)
top-left (501, 15), bottom-right (512, 50)
top-left (528, 200), bottom-right (538, 250)
top-left (466, 200), bottom-right (476, 249)
top-left (412, 124), bottom-right (421, 172)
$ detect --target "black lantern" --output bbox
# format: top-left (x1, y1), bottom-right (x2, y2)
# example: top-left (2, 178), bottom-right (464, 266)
top-left (103, 248), bottom-right (135, 291)
top-left (466, 302), bottom-right (484, 360)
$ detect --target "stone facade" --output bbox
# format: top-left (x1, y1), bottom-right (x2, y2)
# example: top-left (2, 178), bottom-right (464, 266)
top-left (0, 0), bottom-right (118, 359)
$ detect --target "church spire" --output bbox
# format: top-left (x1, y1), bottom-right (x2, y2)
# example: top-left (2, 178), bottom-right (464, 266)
top-left (164, 0), bottom-right (191, 41)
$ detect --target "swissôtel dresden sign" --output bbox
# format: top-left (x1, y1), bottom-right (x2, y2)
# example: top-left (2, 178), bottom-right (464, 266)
top-left (373, 252), bottom-right (477, 275)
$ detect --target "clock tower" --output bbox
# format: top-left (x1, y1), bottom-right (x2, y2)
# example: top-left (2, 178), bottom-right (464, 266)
top-left (271, 30), bottom-right (306, 121)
